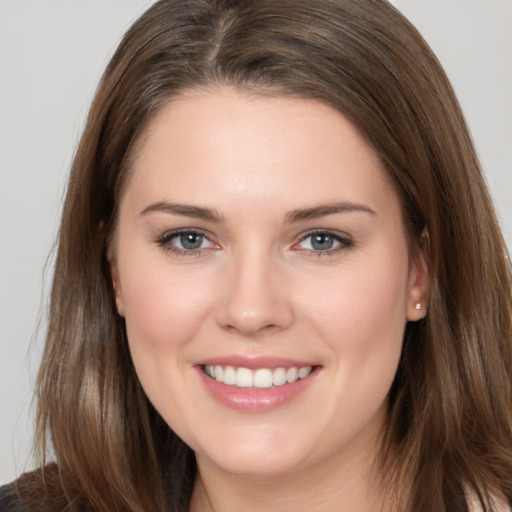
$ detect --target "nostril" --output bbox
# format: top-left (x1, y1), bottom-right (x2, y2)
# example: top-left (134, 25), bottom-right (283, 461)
top-left (222, 321), bottom-right (281, 337)
top-left (214, 273), bottom-right (295, 335)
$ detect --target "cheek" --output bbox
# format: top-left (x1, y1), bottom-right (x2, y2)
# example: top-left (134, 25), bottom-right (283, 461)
top-left (125, 277), bottom-right (184, 347)
top-left (118, 250), bottom-right (213, 363)
top-left (304, 260), bottom-right (408, 343)
top-left (296, 247), bottom-right (410, 408)
top-left (303, 254), bottom-right (409, 419)
top-left (118, 256), bottom-right (214, 434)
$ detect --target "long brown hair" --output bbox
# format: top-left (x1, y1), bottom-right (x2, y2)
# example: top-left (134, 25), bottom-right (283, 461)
top-left (18, 0), bottom-right (512, 510)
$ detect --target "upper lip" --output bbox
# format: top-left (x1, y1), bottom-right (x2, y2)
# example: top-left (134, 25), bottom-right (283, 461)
top-left (195, 355), bottom-right (320, 370)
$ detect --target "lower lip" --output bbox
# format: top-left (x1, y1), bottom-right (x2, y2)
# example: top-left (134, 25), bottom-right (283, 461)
top-left (197, 367), bottom-right (319, 413)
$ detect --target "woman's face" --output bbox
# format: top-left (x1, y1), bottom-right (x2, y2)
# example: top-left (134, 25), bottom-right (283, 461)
top-left (110, 88), bottom-right (428, 477)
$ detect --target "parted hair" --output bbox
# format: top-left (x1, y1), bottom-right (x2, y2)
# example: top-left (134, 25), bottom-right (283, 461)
top-left (17, 1), bottom-right (512, 511)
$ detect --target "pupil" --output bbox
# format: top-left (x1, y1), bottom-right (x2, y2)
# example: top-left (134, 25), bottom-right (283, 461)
top-left (312, 234), bottom-right (334, 250)
top-left (180, 233), bottom-right (202, 250)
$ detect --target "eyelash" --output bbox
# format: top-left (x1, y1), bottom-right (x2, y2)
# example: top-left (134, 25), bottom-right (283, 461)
top-left (154, 229), bottom-right (354, 257)
top-left (155, 229), bottom-right (216, 257)
top-left (294, 229), bottom-right (354, 257)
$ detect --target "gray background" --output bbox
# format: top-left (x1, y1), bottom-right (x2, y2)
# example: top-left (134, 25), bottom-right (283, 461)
top-left (1, 0), bottom-right (511, 484)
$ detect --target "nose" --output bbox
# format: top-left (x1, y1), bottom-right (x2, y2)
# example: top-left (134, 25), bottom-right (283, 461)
top-left (215, 248), bottom-right (294, 337)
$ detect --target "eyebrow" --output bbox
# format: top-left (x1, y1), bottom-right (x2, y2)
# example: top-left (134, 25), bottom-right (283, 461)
top-left (284, 202), bottom-right (376, 223)
top-left (139, 201), bottom-right (224, 223)
top-left (139, 200), bottom-right (376, 224)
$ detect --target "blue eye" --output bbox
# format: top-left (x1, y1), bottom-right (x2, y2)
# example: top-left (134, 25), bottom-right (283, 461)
top-left (178, 232), bottom-right (206, 250)
top-left (297, 231), bottom-right (352, 253)
top-left (156, 229), bottom-right (216, 255)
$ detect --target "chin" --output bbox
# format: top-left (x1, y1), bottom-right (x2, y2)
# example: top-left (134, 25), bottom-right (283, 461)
top-left (194, 433), bottom-right (311, 477)
top-left (203, 452), bottom-right (305, 478)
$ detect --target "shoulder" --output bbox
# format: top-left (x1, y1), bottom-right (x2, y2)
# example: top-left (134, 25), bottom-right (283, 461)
top-left (1, 467), bottom-right (82, 512)
top-left (0, 482), bottom-right (23, 512)
top-left (0, 467), bottom-right (66, 512)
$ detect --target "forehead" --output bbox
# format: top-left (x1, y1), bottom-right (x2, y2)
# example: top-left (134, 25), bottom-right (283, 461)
top-left (122, 88), bottom-right (399, 220)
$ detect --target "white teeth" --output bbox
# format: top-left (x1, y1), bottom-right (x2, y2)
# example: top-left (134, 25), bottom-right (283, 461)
top-left (272, 367), bottom-right (287, 386)
top-left (253, 369), bottom-right (273, 388)
top-left (223, 365), bottom-right (236, 385)
top-left (236, 367), bottom-right (253, 388)
top-left (204, 364), bottom-right (313, 388)
top-left (286, 367), bottom-right (298, 383)
top-left (298, 367), bottom-right (312, 379)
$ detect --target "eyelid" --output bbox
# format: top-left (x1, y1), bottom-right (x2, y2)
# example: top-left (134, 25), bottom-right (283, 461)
top-left (155, 228), bottom-right (219, 256)
top-left (154, 227), bottom-right (353, 257)
top-left (293, 229), bottom-right (354, 254)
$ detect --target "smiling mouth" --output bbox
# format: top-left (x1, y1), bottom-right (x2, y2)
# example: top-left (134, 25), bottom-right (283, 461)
top-left (203, 365), bottom-right (314, 389)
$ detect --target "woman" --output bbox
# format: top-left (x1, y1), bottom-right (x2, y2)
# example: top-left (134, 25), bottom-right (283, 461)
top-left (1, 0), bottom-right (511, 510)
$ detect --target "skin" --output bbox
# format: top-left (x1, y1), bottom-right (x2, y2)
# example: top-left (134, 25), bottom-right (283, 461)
top-left (109, 88), bottom-right (429, 512)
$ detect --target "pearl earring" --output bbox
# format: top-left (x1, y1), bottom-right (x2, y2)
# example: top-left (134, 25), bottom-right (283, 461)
top-left (415, 303), bottom-right (421, 310)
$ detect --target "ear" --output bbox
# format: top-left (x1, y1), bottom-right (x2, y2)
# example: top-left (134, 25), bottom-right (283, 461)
top-left (406, 230), bottom-right (430, 321)
top-left (107, 246), bottom-right (125, 317)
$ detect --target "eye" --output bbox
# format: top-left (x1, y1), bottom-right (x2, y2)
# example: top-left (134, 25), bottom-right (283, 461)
top-left (155, 229), bottom-right (218, 255)
top-left (176, 232), bottom-right (208, 250)
top-left (295, 230), bottom-right (353, 254)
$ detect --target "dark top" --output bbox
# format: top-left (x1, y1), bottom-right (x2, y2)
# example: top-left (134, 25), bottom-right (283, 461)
top-left (0, 479), bottom-right (487, 512)
top-left (0, 483), bottom-right (22, 512)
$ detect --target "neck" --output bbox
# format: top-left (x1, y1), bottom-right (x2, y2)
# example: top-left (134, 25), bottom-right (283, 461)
top-left (189, 436), bottom-right (387, 512)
